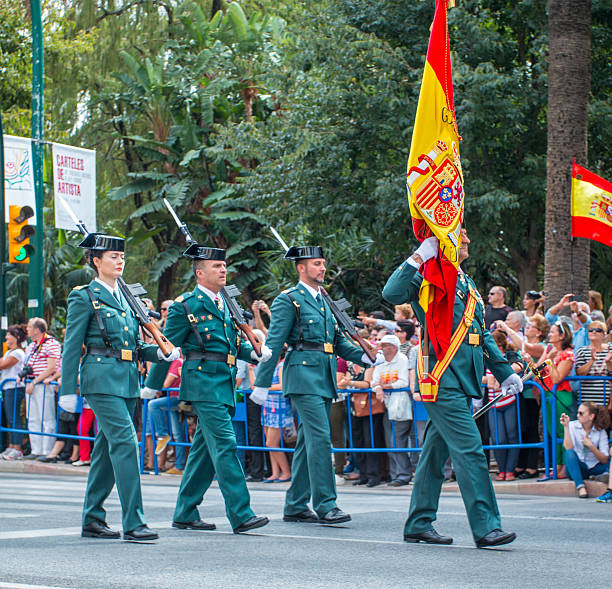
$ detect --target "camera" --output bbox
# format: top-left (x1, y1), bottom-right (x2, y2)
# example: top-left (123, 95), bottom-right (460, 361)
top-left (18, 365), bottom-right (34, 379)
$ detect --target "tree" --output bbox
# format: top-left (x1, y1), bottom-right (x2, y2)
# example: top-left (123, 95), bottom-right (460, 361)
top-left (544, 0), bottom-right (592, 304)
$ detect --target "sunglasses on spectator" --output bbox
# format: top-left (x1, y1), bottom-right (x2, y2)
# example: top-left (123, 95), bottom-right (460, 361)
top-left (161, 307), bottom-right (169, 311)
top-left (577, 410), bottom-right (586, 416)
top-left (588, 328), bottom-right (605, 333)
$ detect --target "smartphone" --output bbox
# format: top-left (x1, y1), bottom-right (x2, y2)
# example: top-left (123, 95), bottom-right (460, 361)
top-left (568, 295), bottom-right (575, 302)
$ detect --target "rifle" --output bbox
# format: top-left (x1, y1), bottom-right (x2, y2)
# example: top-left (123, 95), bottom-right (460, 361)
top-left (163, 198), bottom-right (262, 356)
top-left (57, 195), bottom-right (175, 356)
top-left (269, 227), bottom-right (376, 362)
top-left (320, 289), bottom-right (377, 362)
top-left (472, 359), bottom-right (552, 421)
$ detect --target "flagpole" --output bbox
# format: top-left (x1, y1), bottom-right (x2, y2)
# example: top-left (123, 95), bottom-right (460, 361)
top-left (422, 323), bottom-right (429, 379)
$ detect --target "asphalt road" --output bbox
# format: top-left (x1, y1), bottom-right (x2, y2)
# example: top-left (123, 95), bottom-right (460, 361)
top-left (0, 473), bottom-right (610, 589)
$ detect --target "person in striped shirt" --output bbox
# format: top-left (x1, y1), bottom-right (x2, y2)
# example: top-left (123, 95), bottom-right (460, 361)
top-left (20, 318), bottom-right (62, 459)
top-left (574, 320), bottom-right (612, 405)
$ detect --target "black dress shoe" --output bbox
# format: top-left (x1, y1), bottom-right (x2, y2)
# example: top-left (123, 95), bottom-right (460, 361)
top-left (245, 475), bottom-right (263, 482)
top-left (233, 515), bottom-right (270, 534)
top-left (517, 470), bottom-right (538, 480)
top-left (172, 519), bottom-right (216, 531)
top-left (318, 508), bottom-right (351, 524)
top-left (283, 510), bottom-right (319, 523)
top-left (37, 456), bottom-right (58, 463)
top-left (388, 479), bottom-right (411, 487)
top-left (475, 529), bottom-right (516, 548)
top-left (404, 529), bottom-right (453, 544)
top-left (123, 525), bottom-right (159, 541)
top-left (82, 520), bottom-right (120, 539)
top-left (352, 479), bottom-right (368, 486)
top-left (366, 480), bottom-right (381, 488)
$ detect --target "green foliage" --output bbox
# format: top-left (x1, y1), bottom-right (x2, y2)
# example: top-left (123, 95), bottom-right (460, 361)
top-left (2, 0), bottom-right (610, 326)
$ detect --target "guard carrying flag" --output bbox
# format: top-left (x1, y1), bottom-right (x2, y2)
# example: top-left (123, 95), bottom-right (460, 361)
top-left (62, 232), bottom-right (180, 542)
top-left (251, 238), bottom-right (382, 525)
top-left (383, 0), bottom-right (522, 548)
top-left (144, 240), bottom-right (272, 534)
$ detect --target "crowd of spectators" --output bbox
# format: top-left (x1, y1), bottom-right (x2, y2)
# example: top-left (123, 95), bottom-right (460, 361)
top-left (1, 286), bottom-right (611, 501)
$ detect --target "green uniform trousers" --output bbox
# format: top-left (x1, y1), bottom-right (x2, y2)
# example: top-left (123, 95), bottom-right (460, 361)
top-left (82, 395), bottom-right (146, 532)
top-left (173, 401), bottom-right (254, 529)
top-left (405, 388), bottom-right (501, 541)
top-left (285, 395), bottom-right (337, 517)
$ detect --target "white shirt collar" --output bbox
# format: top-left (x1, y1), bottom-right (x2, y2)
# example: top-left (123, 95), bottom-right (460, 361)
top-left (299, 281), bottom-right (321, 301)
top-left (95, 278), bottom-right (119, 299)
top-left (197, 283), bottom-right (223, 308)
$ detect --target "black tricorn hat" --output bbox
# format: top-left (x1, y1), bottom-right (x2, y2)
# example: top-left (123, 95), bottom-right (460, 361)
top-left (284, 245), bottom-right (325, 261)
top-left (183, 244), bottom-right (226, 260)
top-left (78, 233), bottom-right (125, 252)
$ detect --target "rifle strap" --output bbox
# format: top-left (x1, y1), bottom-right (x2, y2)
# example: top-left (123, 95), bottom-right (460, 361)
top-left (182, 301), bottom-right (206, 353)
top-left (285, 293), bottom-right (304, 351)
top-left (85, 287), bottom-right (113, 349)
top-left (417, 286), bottom-right (478, 403)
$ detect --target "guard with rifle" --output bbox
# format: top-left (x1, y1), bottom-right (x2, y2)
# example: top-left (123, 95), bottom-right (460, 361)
top-left (382, 228), bottom-right (523, 548)
top-left (62, 232), bottom-right (180, 542)
top-left (251, 240), bottom-right (383, 525)
top-left (144, 237), bottom-right (272, 535)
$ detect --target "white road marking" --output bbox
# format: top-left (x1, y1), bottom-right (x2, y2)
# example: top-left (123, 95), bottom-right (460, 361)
top-left (0, 583), bottom-right (77, 589)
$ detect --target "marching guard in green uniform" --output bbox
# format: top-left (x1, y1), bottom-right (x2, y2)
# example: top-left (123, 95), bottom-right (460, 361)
top-left (251, 245), bottom-right (380, 524)
top-left (145, 243), bottom-right (271, 534)
top-left (62, 233), bottom-right (179, 541)
top-left (382, 229), bottom-right (522, 548)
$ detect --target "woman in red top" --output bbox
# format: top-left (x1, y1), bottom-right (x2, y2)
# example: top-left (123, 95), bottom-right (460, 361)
top-left (539, 321), bottom-right (574, 475)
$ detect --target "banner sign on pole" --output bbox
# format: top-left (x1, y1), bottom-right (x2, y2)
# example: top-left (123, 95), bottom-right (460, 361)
top-left (53, 143), bottom-right (96, 232)
top-left (3, 135), bottom-right (36, 222)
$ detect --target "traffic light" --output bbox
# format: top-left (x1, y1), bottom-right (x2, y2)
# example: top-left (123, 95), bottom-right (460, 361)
top-left (8, 205), bottom-right (35, 263)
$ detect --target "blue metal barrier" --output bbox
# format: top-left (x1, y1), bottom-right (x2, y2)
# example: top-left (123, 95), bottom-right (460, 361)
top-left (0, 378), bottom-right (565, 483)
top-left (546, 375), bottom-right (612, 480)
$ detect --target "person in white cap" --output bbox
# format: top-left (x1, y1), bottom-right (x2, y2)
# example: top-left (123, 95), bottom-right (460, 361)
top-left (372, 335), bottom-right (413, 487)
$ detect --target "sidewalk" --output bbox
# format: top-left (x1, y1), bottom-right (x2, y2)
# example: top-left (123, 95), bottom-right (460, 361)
top-left (0, 459), bottom-right (606, 497)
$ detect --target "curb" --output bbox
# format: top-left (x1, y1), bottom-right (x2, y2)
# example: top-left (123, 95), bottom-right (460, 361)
top-left (1, 460), bottom-right (606, 498)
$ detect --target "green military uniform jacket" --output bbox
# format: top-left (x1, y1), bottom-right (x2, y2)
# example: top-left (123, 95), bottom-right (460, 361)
top-left (145, 286), bottom-right (254, 406)
top-left (382, 263), bottom-right (513, 396)
top-left (62, 280), bottom-right (160, 398)
top-left (254, 283), bottom-right (364, 397)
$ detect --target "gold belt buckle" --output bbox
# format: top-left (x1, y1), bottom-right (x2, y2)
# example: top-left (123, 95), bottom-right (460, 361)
top-left (463, 316), bottom-right (473, 327)
top-left (121, 349), bottom-right (133, 361)
top-left (324, 342), bottom-right (334, 354)
top-left (227, 354), bottom-right (236, 366)
top-left (468, 333), bottom-right (480, 346)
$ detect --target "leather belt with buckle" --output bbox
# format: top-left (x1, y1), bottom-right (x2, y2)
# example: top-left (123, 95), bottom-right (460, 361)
top-left (288, 342), bottom-right (335, 354)
top-left (85, 346), bottom-right (138, 362)
top-left (184, 351), bottom-right (236, 366)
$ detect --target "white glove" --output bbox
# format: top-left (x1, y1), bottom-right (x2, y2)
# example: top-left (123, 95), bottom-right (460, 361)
top-left (251, 345), bottom-right (272, 363)
top-left (414, 236), bottom-right (439, 263)
top-left (157, 347), bottom-right (181, 362)
top-left (361, 351), bottom-right (385, 366)
top-left (140, 386), bottom-right (158, 400)
top-left (250, 387), bottom-right (269, 405)
top-left (500, 373), bottom-right (523, 396)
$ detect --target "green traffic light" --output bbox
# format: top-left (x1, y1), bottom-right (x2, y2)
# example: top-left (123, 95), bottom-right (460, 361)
top-left (15, 247), bottom-right (28, 262)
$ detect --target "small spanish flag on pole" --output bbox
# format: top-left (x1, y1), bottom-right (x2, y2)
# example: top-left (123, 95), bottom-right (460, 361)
top-left (571, 161), bottom-right (612, 247)
top-left (407, 0), bottom-right (464, 397)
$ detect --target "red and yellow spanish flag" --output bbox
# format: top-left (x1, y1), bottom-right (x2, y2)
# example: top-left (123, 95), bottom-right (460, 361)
top-left (407, 0), bottom-right (463, 361)
top-left (571, 161), bottom-right (612, 247)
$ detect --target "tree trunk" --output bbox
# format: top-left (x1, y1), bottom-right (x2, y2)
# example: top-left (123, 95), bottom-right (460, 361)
top-left (211, 0), bottom-right (223, 19)
top-left (157, 263), bottom-right (177, 305)
top-left (544, 1), bottom-right (591, 307)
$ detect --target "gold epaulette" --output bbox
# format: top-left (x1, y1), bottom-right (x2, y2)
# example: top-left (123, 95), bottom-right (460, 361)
top-left (174, 295), bottom-right (184, 303)
top-left (72, 285), bottom-right (86, 290)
